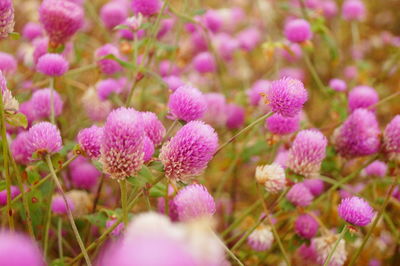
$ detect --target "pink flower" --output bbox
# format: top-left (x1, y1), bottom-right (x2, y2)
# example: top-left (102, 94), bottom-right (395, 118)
top-left (140, 112), bottom-right (166, 146)
top-left (36, 53), bottom-right (69, 77)
top-left (193, 52), bottom-right (217, 74)
top-left (265, 113), bottom-right (300, 135)
top-left (77, 125), bottom-right (104, 159)
top-left (26, 122), bottom-right (62, 156)
top-left (295, 214), bottom-right (319, 239)
top-left (284, 19), bottom-right (313, 43)
top-left (100, 2), bottom-right (128, 30)
top-left (0, 0), bottom-right (14, 40)
top-left (30, 88), bottom-right (64, 120)
top-left (338, 196), bottom-right (374, 226)
top-left (168, 85), bottom-right (207, 122)
top-left (131, 0), bottom-right (162, 17)
top-left (348, 86), bottom-right (378, 113)
top-left (95, 44), bottom-right (123, 75)
top-left (287, 183), bottom-right (314, 207)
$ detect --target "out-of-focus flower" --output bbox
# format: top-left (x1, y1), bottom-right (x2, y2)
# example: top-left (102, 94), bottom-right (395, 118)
top-left (22, 22), bottom-right (43, 41)
top-left (295, 214), bottom-right (319, 239)
top-left (202, 93), bottom-right (227, 127)
top-left (348, 86), bottom-right (378, 112)
top-left (322, 1), bottom-right (338, 18)
top-left (313, 234), bottom-right (347, 266)
top-left (106, 218), bottom-right (124, 237)
top-left (193, 52), bottom-right (217, 74)
top-left (168, 85), bottom-right (207, 122)
top-left (70, 162), bottom-right (100, 190)
top-left (95, 44), bottom-right (123, 75)
top-left (287, 183), bottom-right (314, 207)
top-left (163, 75), bottom-right (185, 92)
top-left (247, 225), bottom-right (274, 251)
top-left (131, 0), bottom-right (162, 17)
top-left (338, 196), bottom-right (374, 226)
top-left (383, 115), bottom-right (400, 161)
top-left (255, 163), bottom-right (286, 194)
top-left (26, 122), bottom-right (62, 157)
top-left (0, 52), bottom-right (16, 74)
top-left (342, 0), bottom-right (366, 21)
top-left (0, 186), bottom-right (20, 206)
top-left (362, 160), bottom-right (387, 178)
top-left (284, 19), bottom-right (313, 43)
top-left (265, 113), bottom-right (300, 135)
top-left (51, 194), bottom-right (75, 215)
top-left (77, 125), bottom-right (103, 159)
top-left (36, 53), bottom-right (69, 76)
top-left (96, 78), bottom-right (123, 101)
top-left (82, 88), bottom-right (112, 122)
top-left (226, 103), bottom-right (245, 130)
top-left (237, 27), bottom-right (261, 51)
top-left (11, 132), bottom-right (32, 165)
top-left (247, 79), bottom-right (270, 106)
top-left (0, 0), bottom-right (14, 40)
top-left (303, 178), bottom-right (325, 196)
top-left (124, 14), bottom-right (143, 32)
top-left (100, 2), bottom-right (128, 30)
top-left (329, 79), bottom-right (347, 92)
top-left (30, 88), bottom-right (64, 120)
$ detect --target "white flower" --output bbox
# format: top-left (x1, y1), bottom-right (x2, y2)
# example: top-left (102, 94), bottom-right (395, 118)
top-left (255, 163), bottom-right (286, 193)
top-left (313, 234), bottom-right (347, 266)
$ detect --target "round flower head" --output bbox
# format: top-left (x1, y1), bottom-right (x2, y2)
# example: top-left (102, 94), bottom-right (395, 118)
top-left (26, 122), bottom-right (62, 157)
top-left (11, 132), bottom-right (32, 165)
top-left (0, 52), bottom-right (16, 74)
top-left (39, 0), bottom-right (84, 45)
top-left (303, 178), bottom-right (325, 196)
top-left (168, 85), bottom-right (207, 122)
top-left (159, 60), bottom-right (181, 77)
top-left (0, 71), bottom-right (18, 112)
top-left (255, 163), bottom-right (286, 194)
top-left (342, 0), bottom-right (366, 21)
top-left (174, 184), bottom-right (216, 221)
top-left (0, 0), bottom-right (14, 40)
top-left (0, 231), bottom-right (44, 266)
top-left (202, 10), bottom-right (222, 33)
top-left (322, 1), bottom-right (338, 18)
top-left (131, 0), bottom-right (162, 17)
top-left (100, 2), bottom-right (128, 30)
top-left (19, 101), bottom-right (37, 126)
top-left (313, 234), bottom-right (347, 266)
top-left (36, 53), bottom-right (69, 77)
top-left (226, 103), bottom-right (245, 130)
top-left (294, 243), bottom-right (318, 265)
top-left (202, 93), bottom-right (227, 127)
top-left (333, 108), bottom-right (380, 158)
top-left (96, 78), bottom-right (123, 101)
top-left (214, 33), bottom-right (239, 61)
top-left (70, 162), bottom-right (100, 190)
top-left (294, 214), bottom-right (319, 239)
top-left (140, 112), bottom-right (166, 145)
top-left (237, 27), bottom-right (261, 51)
top-left (247, 79), bottom-right (270, 106)
top-left (329, 78), bottom-right (347, 92)
top-left (0, 186), bottom-right (20, 206)
top-left (30, 88), bottom-right (64, 119)
top-left (288, 130), bottom-right (328, 176)
top-left (95, 44), bottom-right (123, 75)
top-left (247, 225), bottom-right (274, 251)
top-left (348, 86), bottom-right (378, 112)
top-left (163, 75), bottom-right (185, 92)
top-left (82, 88), bottom-right (112, 122)
top-left (143, 136), bottom-right (155, 162)
top-left (100, 107), bottom-right (145, 179)
top-left (77, 125), bottom-right (103, 159)
top-left (157, 18), bottom-right (174, 39)
top-left (383, 115), bottom-right (400, 161)
top-left (267, 77), bottom-right (308, 117)
top-left (362, 160), bottom-right (387, 178)
top-left (22, 22), bottom-right (43, 41)
top-left (287, 183), bottom-right (314, 207)
top-left (338, 196), bottom-right (374, 226)
top-left (266, 113), bottom-right (300, 135)
top-left (193, 52), bottom-right (216, 74)
top-left (160, 121), bottom-right (218, 181)
top-left (51, 194), bottom-right (75, 215)
top-left (284, 19), bottom-right (313, 43)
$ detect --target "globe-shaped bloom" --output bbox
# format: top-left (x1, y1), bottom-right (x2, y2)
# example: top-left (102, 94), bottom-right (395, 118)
top-left (247, 226), bottom-right (274, 251)
top-left (11, 132), bottom-right (32, 165)
top-left (265, 113), bottom-right (300, 135)
top-left (295, 214), bottom-right (319, 239)
top-left (247, 79), bottom-right (270, 106)
top-left (168, 85), bottom-right (207, 122)
top-left (226, 103), bottom-right (245, 130)
top-left (77, 125), bottom-right (103, 159)
top-left (202, 93), bottom-right (227, 127)
top-left (70, 162), bottom-right (100, 190)
top-left (193, 52), bottom-right (216, 74)
top-left (362, 160), bottom-right (387, 178)
top-left (0, 0), bottom-right (14, 40)
top-left (342, 0), bottom-right (366, 21)
top-left (140, 112), bottom-right (166, 146)
top-left (96, 78), bottom-right (123, 101)
top-left (287, 183), bottom-right (314, 207)
top-left (0, 52), bottom-right (16, 74)
top-left (131, 0), bottom-right (162, 17)
top-left (22, 22), bottom-right (43, 41)
top-left (303, 178), bottom-right (325, 196)
top-left (338, 196), bottom-right (374, 226)
top-left (100, 2), bottom-right (128, 30)
top-left (329, 78), bottom-right (347, 92)
top-left (26, 122), bottom-right (62, 157)
top-left (95, 44), bottom-right (123, 75)
top-left (255, 163), bottom-right (286, 194)
top-left (383, 115), bottom-right (400, 161)
top-left (36, 53), bottom-right (69, 77)
top-left (284, 19), bottom-right (313, 43)
top-left (30, 88), bottom-right (64, 120)
top-left (51, 194), bottom-right (75, 215)
top-left (0, 186), bottom-right (20, 206)
top-left (348, 86), bottom-right (378, 113)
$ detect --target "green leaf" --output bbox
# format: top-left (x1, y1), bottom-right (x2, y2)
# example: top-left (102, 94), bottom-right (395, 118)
top-left (6, 112), bottom-right (28, 128)
top-left (84, 212), bottom-right (108, 227)
top-left (103, 54), bottom-right (135, 69)
top-left (9, 32), bottom-right (20, 40)
top-left (27, 171), bottom-right (41, 184)
top-left (0, 180), bottom-right (6, 191)
top-left (51, 258), bottom-right (66, 266)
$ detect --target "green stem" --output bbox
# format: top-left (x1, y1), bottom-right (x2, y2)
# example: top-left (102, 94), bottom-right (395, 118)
top-left (323, 226), bottom-right (348, 266)
top-left (50, 77), bottom-right (55, 124)
top-left (303, 50), bottom-right (326, 93)
top-left (58, 217), bottom-right (63, 260)
top-left (45, 155), bottom-right (92, 266)
top-left (65, 64), bottom-right (97, 77)
top-left (119, 179), bottom-right (128, 227)
top-left (43, 179), bottom-right (54, 258)
top-left (231, 216), bottom-right (266, 251)
top-left (211, 229), bottom-right (244, 266)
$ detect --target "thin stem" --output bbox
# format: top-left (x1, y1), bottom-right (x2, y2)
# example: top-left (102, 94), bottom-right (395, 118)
top-left (211, 229), bottom-right (244, 266)
top-left (119, 179), bottom-right (128, 227)
top-left (65, 64), bottom-right (97, 77)
top-left (50, 77), bottom-right (55, 124)
top-left (92, 175), bottom-right (104, 213)
top-left (323, 226), bottom-right (348, 266)
top-left (45, 155), bottom-right (92, 266)
top-left (43, 179), bottom-right (54, 258)
top-left (58, 218), bottom-right (63, 260)
top-left (303, 50), bottom-right (326, 93)
top-left (231, 216), bottom-right (266, 251)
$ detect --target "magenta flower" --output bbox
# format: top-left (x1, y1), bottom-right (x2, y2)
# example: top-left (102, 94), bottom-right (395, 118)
top-left (163, 75), bottom-right (185, 92)
top-left (0, 186), bottom-right (20, 206)
top-left (247, 79), bottom-right (270, 106)
top-left (342, 0), bottom-right (366, 21)
top-left (30, 88), bottom-right (64, 120)
top-left (287, 183), bottom-right (314, 207)
top-left (39, 0), bottom-right (84, 45)
top-left (284, 19), bottom-right (313, 43)
top-left (237, 27), bottom-right (261, 51)
top-left (70, 162), bottom-right (100, 190)
top-left (202, 10), bottom-right (222, 33)
top-left (226, 103), bottom-right (245, 130)
top-left (383, 115), bottom-right (400, 161)
top-left (160, 121), bottom-right (218, 181)
top-left (95, 44), bottom-right (123, 75)
top-left (11, 132), bottom-right (32, 165)
top-left (26, 122), bottom-right (62, 157)
top-left (193, 52), bottom-right (217, 74)
top-left (168, 85), bottom-right (207, 122)
top-left (322, 1), bottom-right (338, 18)
top-left (303, 178), bottom-right (325, 196)
top-left (131, 0), bottom-right (162, 17)
top-left (36, 53), bottom-right (69, 77)
top-left (100, 2), bottom-right (128, 30)
top-left (140, 112), bottom-right (166, 146)
top-left (0, 52), bottom-right (16, 74)
top-left (348, 86), bottom-right (378, 112)
top-left (100, 107), bottom-right (145, 179)
top-left (265, 113), bottom-right (300, 135)
top-left (77, 125), bottom-right (104, 159)
top-left (329, 78), bottom-right (347, 92)
top-left (174, 184), bottom-right (216, 221)
top-left (287, 130), bottom-right (327, 176)
top-left (143, 136), bottom-right (155, 162)
top-left (106, 218), bottom-right (125, 237)
top-left (333, 108), bottom-right (380, 158)
top-left (51, 194), bottom-right (75, 215)
top-left (22, 22), bottom-right (43, 41)
top-left (338, 196), bottom-right (374, 226)
top-left (267, 77), bottom-right (308, 117)
top-left (202, 93), bottom-right (227, 127)
top-left (362, 160), bottom-right (387, 178)
top-left (295, 214), bottom-right (319, 239)
top-left (0, 0), bottom-right (14, 40)
top-left (96, 78), bottom-right (123, 101)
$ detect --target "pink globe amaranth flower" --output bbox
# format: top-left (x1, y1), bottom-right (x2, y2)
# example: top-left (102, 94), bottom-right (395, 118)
top-left (268, 77), bottom-right (308, 117)
top-left (247, 226), bottom-right (274, 251)
top-left (51, 194), bottom-right (75, 215)
top-left (193, 52), bottom-right (217, 74)
top-left (0, 71), bottom-right (18, 112)
top-left (274, 147), bottom-right (289, 168)
top-left (77, 125), bottom-right (104, 159)
top-left (214, 33), bottom-right (239, 62)
top-left (284, 19), bottom-right (313, 43)
top-left (70, 162), bottom-right (100, 190)
top-left (288, 130), bottom-right (327, 176)
top-left (106, 218), bottom-right (124, 237)
top-left (295, 243), bottom-right (318, 265)
top-left (159, 60), bottom-right (181, 77)
top-left (131, 0), bottom-right (162, 17)
top-left (82, 89), bottom-right (112, 122)
top-left (236, 27), bottom-right (261, 51)
top-left (30, 88), bottom-right (64, 119)
top-left (362, 160), bottom-right (387, 178)
top-left (140, 112), bottom-right (166, 146)
top-left (26, 122), bottom-right (62, 156)
top-left (157, 197), bottom-right (179, 222)
top-left (287, 183), bottom-right (314, 207)
top-left (383, 115), bottom-right (400, 161)
top-left (338, 196), bottom-right (374, 226)
top-left (39, 0), bottom-right (84, 45)
top-left (22, 22), bottom-right (43, 41)
top-left (174, 184), bottom-right (216, 221)
top-left (190, 31), bottom-right (208, 52)
top-left (36, 53), bottom-right (69, 77)
top-left (100, 107), bottom-right (145, 179)
top-left (0, 52), bottom-right (16, 74)
top-left (0, 186), bottom-right (20, 206)
top-left (392, 186), bottom-right (400, 201)
top-left (95, 44), bottom-right (123, 75)
top-left (157, 18), bottom-right (174, 39)
top-left (0, 0), bottom-right (14, 40)
top-left (348, 86), bottom-right (378, 112)
top-left (163, 75), bottom-right (185, 92)
top-left (266, 113), bottom-right (300, 135)
top-left (333, 108), bottom-right (380, 158)
top-left (202, 10), bottom-right (222, 33)
top-left (168, 85), bottom-right (207, 122)
top-left (342, 0), bottom-right (366, 21)
top-left (11, 132), bottom-right (32, 165)
top-left (100, 2), bottom-right (128, 30)
top-left (295, 214), bottom-right (319, 239)
top-left (303, 178), bottom-right (325, 196)
top-left (247, 79), bottom-right (270, 106)
top-left (255, 163), bottom-right (286, 194)
top-left (160, 121), bottom-right (218, 181)
top-left (226, 103), bottom-right (245, 130)
top-left (96, 78), bottom-right (123, 101)
top-left (322, 1), bottom-right (338, 18)
top-left (0, 231), bottom-right (44, 266)
top-left (202, 93), bottom-right (228, 127)
top-left (143, 136), bottom-right (155, 162)
top-left (329, 78), bottom-right (347, 92)
top-left (32, 38), bottom-right (49, 65)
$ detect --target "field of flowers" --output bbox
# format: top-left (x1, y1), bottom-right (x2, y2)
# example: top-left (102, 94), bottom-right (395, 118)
top-left (0, 0), bottom-right (399, 265)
